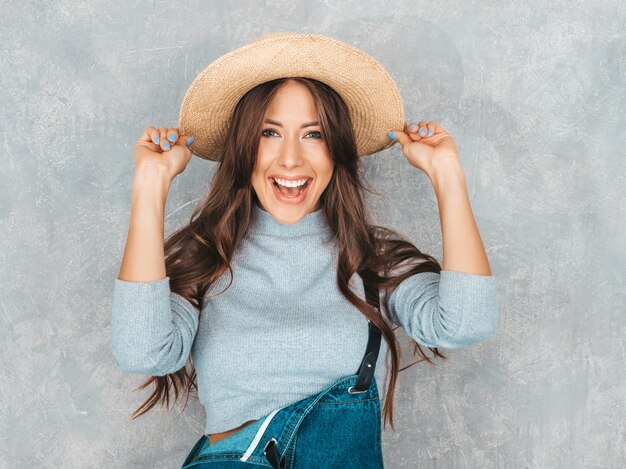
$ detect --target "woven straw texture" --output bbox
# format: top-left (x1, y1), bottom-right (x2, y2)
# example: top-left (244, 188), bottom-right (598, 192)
top-left (178, 32), bottom-right (405, 161)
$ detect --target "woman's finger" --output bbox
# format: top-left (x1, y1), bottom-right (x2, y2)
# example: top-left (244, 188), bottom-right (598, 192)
top-left (158, 127), bottom-right (171, 151)
top-left (416, 121), bottom-right (428, 137)
top-left (166, 128), bottom-right (179, 145)
top-left (427, 120), bottom-right (443, 136)
top-left (180, 135), bottom-right (195, 147)
top-left (138, 126), bottom-right (160, 145)
top-left (404, 121), bottom-right (424, 141)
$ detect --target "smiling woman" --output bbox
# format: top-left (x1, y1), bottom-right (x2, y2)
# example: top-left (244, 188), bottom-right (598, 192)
top-left (251, 79), bottom-right (335, 221)
top-left (112, 31), bottom-right (499, 469)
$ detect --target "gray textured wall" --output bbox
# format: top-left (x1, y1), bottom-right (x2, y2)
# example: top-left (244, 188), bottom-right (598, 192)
top-left (1, 1), bottom-right (624, 468)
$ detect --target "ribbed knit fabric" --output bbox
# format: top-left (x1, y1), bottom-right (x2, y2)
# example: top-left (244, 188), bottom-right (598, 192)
top-left (111, 203), bottom-right (499, 434)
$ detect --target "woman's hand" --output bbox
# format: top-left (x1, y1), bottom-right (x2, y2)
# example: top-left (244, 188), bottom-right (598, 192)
top-left (133, 126), bottom-right (195, 183)
top-left (388, 120), bottom-right (460, 178)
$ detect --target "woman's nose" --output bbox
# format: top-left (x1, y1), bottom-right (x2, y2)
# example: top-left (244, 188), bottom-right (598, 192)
top-left (278, 140), bottom-right (305, 165)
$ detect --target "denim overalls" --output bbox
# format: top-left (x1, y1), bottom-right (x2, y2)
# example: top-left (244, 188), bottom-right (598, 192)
top-left (180, 277), bottom-right (385, 468)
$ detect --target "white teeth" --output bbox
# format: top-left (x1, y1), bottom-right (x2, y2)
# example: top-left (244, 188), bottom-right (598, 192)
top-left (273, 177), bottom-right (309, 187)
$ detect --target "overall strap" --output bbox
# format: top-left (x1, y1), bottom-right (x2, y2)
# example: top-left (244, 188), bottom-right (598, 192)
top-left (349, 276), bottom-right (383, 394)
top-left (263, 276), bottom-right (384, 468)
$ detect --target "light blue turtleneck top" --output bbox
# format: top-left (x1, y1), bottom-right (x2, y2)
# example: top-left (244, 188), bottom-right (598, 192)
top-left (110, 203), bottom-right (499, 434)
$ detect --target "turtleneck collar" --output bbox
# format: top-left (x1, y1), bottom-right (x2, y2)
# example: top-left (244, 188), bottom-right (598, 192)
top-left (249, 202), bottom-right (332, 239)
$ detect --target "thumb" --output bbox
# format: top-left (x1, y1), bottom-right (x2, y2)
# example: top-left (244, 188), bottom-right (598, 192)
top-left (178, 135), bottom-right (196, 147)
top-left (389, 130), bottom-right (411, 147)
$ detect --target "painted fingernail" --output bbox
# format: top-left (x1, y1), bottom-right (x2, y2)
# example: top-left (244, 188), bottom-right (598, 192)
top-left (163, 141), bottom-right (170, 150)
top-left (419, 128), bottom-right (426, 136)
top-left (427, 129), bottom-right (433, 136)
top-left (187, 136), bottom-right (195, 146)
top-left (388, 131), bottom-right (396, 140)
top-left (410, 124), bottom-right (418, 132)
top-left (153, 135), bottom-right (159, 144)
top-left (168, 133), bottom-right (177, 142)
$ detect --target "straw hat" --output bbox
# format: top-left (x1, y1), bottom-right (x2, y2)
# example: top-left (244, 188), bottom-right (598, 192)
top-left (178, 31), bottom-right (405, 161)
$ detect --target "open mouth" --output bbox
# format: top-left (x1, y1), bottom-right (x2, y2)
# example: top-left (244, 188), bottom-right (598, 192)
top-left (269, 177), bottom-right (313, 201)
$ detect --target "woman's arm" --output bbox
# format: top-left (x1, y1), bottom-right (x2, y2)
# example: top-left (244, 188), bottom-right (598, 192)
top-left (428, 159), bottom-right (493, 276)
top-left (385, 121), bottom-right (498, 347)
top-left (111, 167), bottom-right (199, 375)
top-left (111, 276), bottom-right (199, 375)
top-left (386, 270), bottom-right (498, 349)
top-left (117, 167), bottom-right (171, 282)
top-left (383, 168), bottom-right (499, 347)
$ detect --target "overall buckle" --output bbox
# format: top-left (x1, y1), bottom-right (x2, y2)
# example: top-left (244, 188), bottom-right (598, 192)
top-left (263, 437), bottom-right (285, 468)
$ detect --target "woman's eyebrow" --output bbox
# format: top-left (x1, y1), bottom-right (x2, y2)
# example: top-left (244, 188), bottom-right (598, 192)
top-left (263, 119), bottom-right (320, 128)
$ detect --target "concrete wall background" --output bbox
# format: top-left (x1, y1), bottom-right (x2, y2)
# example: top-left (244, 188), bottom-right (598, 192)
top-left (1, 1), bottom-right (624, 467)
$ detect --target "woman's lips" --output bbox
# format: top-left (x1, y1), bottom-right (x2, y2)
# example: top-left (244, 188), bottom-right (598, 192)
top-left (269, 177), bottom-right (313, 204)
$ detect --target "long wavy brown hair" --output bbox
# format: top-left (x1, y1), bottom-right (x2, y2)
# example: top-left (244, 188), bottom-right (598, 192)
top-left (127, 77), bottom-right (447, 432)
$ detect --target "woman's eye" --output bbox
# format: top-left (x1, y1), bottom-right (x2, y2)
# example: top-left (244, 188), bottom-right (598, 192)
top-left (261, 129), bottom-right (322, 139)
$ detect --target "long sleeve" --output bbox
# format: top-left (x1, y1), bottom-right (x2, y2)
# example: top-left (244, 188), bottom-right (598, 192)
top-left (110, 276), bottom-right (200, 376)
top-left (385, 269), bottom-right (499, 349)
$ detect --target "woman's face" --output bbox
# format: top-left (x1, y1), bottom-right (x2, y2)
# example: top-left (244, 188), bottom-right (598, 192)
top-left (251, 79), bottom-right (334, 224)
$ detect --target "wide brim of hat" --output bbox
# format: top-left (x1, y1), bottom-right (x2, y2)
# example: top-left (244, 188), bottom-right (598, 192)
top-left (178, 32), bottom-right (405, 161)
